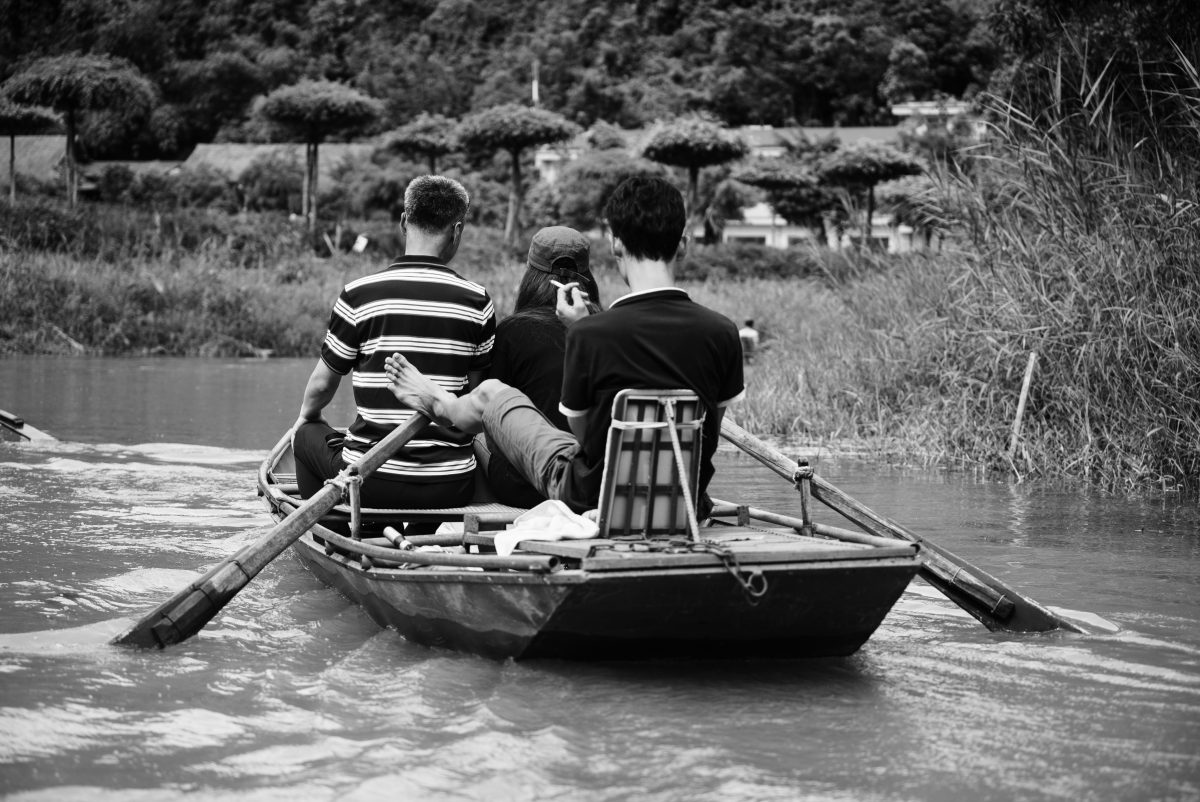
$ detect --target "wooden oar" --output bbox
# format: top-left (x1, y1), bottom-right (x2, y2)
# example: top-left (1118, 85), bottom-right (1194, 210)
top-left (112, 414), bottom-right (429, 649)
top-left (720, 419), bottom-right (1087, 634)
top-left (0, 408), bottom-right (56, 441)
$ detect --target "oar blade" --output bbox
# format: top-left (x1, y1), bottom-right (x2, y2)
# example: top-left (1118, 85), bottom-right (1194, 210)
top-left (721, 419), bottom-right (1089, 635)
top-left (808, 480), bottom-right (1083, 634)
top-left (113, 414), bottom-right (428, 649)
top-left (112, 483), bottom-right (342, 648)
top-left (0, 408), bottom-right (56, 442)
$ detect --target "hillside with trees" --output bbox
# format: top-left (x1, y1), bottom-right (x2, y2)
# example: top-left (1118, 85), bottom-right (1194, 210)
top-left (0, 0), bottom-right (1001, 160)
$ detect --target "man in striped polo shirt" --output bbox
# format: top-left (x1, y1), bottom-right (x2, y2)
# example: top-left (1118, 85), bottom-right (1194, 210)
top-left (291, 175), bottom-right (496, 509)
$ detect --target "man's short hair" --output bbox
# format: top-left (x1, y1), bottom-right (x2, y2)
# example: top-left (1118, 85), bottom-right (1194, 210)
top-left (404, 175), bottom-right (470, 233)
top-left (603, 176), bottom-right (686, 262)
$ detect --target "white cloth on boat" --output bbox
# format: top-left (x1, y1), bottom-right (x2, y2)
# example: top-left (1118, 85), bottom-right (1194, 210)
top-left (493, 500), bottom-right (599, 557)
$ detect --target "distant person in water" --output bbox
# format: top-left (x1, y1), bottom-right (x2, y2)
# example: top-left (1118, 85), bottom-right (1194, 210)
top-left (481, 225), bottom-right (601, 506)
top-left (738, 319), bottom-right (759, 363)
top-left (385, 176), bottom-right (744, 516)
top-left (291, 175), bottom-right (495, 508)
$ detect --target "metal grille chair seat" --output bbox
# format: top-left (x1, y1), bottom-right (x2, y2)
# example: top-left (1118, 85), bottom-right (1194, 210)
top-left (595, 389), bottom-right (705, 539)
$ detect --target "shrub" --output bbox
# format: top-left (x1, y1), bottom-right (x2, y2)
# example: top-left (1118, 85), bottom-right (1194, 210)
top-left (677, 243), bottom-right (824, 281)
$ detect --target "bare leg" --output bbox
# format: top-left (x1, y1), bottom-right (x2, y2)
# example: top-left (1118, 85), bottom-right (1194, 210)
top-left (385, 352), bottom-right (496, 435)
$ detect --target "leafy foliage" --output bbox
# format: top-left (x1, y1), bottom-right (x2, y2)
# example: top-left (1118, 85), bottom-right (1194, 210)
top-left (256, 79), bottom-right (383, 143)
top-left (456, 103), bottom-right (579, 245)
top-left (819, 141), bottom-right (925, 188)
top-left (384, 112), bottom-right (457, 172)
top-left (0, 0), bottom-right (1001, 159)
top-left (0, 101), bottom-right (59, 136)
top-left (2, 52), bottom-right (156, 204)
top-left (642, 116), bottom-right (749, 169)
top-left (2, 53), bottom-right (155, 116)
top-left (456, 103), bottom-right (579, 154)
top-left (736, 159), bottom-right (838, 232)
top-left (551, 149), bottom-right (669, 231)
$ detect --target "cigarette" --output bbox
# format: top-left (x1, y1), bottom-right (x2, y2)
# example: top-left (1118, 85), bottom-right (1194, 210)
top-left (550, 279), bottom-right (565, 289)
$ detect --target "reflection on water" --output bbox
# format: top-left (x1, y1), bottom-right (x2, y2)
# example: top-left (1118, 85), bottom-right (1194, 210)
top-left (0, 357), bottom-right (1198, 800)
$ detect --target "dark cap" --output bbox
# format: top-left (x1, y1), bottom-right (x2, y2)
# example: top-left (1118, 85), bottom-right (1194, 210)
top-left (527, 226), bottom-right (590, 276)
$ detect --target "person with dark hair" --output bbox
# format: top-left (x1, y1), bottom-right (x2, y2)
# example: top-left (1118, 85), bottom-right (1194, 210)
top-left (481, 226), bottom-right (601, 506)
top-left (385, 175), bottom-right (744, 515)
top-left (291, 175), bottom-right (495, 509)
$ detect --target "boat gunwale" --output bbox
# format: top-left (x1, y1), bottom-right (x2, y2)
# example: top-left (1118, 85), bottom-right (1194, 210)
top-left (291, 531), bottom-right (921, 585)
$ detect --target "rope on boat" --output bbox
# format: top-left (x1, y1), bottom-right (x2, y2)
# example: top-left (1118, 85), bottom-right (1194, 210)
top-left (695, 539), bottom-right (769, 605)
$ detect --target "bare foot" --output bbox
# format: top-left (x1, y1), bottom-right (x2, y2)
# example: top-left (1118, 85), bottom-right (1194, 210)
top-left (385, 353), bottom-right (441, 415)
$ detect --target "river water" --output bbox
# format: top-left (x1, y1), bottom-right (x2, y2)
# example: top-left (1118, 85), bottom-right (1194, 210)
top-left (0, 356), bottom-right (1197, 801)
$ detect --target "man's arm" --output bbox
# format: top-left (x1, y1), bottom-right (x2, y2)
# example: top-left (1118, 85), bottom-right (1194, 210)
top-left (567, 413), bottom-right (587, 445)
top-left (294, 360), bottom-right (342, 430)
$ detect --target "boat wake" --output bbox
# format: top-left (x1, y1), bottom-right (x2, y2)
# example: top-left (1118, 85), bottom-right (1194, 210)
top-left (0, 618), bottom-right (131, 656)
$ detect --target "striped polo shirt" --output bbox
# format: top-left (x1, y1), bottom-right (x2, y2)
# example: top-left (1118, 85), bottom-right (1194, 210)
top-left (320, 255), bottom-right (496, 482)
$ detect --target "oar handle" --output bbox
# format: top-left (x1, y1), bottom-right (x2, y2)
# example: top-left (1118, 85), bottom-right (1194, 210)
top-left (113, 414), bottom-right (430, 649)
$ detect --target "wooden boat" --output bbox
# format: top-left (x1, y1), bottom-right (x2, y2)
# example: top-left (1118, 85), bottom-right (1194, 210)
top-left (255, 391), bottom-right (921, 660)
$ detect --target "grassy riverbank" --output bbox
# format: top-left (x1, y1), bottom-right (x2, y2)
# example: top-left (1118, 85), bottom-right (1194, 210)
top-left (4, 232), bottom-right (1196, 491)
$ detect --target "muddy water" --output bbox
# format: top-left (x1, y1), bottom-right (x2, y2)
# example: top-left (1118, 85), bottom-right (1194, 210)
top-left (1, 356), bottom-right (1197, 801)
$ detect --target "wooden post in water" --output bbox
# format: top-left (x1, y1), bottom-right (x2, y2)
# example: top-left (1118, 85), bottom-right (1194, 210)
top-left (1008, 351), bottom-right (1038, 465)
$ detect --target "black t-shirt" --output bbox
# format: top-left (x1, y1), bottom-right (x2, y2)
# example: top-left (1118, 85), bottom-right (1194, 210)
top-left (487, 310), bottom-right (569, 506)
top-left (559, 288), bottom-right (745, 511)
top-left (490, 310), bottom-right (569, 429)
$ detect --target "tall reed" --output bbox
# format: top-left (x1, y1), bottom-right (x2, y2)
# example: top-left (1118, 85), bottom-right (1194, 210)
top-left (885, 45), bottom-right (1200, 489)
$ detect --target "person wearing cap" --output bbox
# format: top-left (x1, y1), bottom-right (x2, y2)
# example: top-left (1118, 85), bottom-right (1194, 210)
top-left (291, 175), bottom-right (496, 509)
top-left (480, 226), bottom-right (602, 506)
top-left (385, 176), bottom-right (744, 515)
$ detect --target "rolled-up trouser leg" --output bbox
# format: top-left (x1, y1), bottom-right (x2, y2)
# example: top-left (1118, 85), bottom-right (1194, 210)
top-left (481, 386), bottom-right (578, 501)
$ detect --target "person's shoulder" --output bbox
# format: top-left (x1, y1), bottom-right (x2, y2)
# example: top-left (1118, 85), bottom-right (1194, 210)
top-left (689, 300), bottom-right (740, 332)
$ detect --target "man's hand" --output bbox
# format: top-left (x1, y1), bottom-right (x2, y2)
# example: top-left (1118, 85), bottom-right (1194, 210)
top-left (385, 353), bottom-right (440, 416)
top-left (553, 280), bottom-right (591, 327)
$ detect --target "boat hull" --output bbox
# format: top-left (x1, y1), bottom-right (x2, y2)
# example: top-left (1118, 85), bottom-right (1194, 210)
top-left (292, 533), bottom-right (917, 660)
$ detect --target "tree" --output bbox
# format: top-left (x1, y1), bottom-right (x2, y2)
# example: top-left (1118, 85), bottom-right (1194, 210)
top-left (736, 159), bottom-right (838, 243)
top-left (456, 103), bottom-right (580, 247)
top-left (385, 112), bottom-right (457, 173)
top-left (554, 149), bottom-right (668, 232)
top-left (256, 79), bottom-right (383, 237)
top-left (819, 142), bottom-right (924, 247)
top-left (876, 174), bottom-right (944, 248)
top-left (2, 54), bottom-right (155, 206)
top-left (0, 101), bottom-right (59, 203)
top-left (642, 116), bottom-right (749, 231)
top-left (880, 40), bottom-right (935, 104)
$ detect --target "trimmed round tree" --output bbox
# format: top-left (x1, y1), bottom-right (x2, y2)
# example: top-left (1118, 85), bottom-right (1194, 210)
top-left (642, 117), bottom-right (749, 227)
top-left (456, 103), bottom-right (580, 247)
top-left (556, 149), bottom-right (668, 232)
top-left (0, 101), bottom-right (60, 203)
top-left (385, 112), bottom-right (457, 173)
top-left (876, 174), bottom-right (944, 248)
top-left (819, 141), bottom-right (924, 247)
top-left (256, 79), bottom-right (383, 236)
top-left (736, 159), bottom-right (839, 244)
top-left (2, 54), bottom-right (154, 206)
